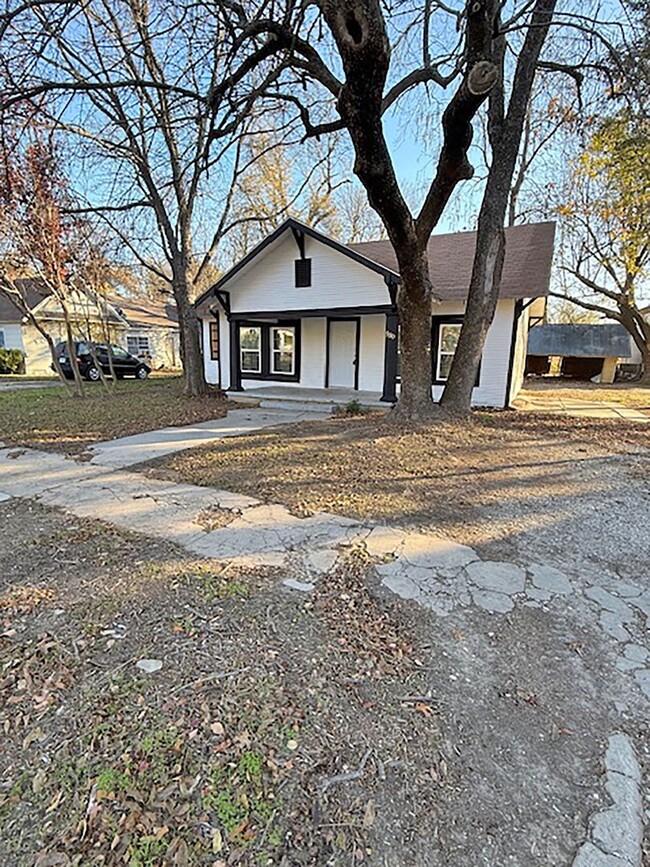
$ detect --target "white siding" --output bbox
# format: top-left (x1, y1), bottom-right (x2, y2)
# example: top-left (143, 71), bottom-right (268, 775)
top-left (358, 315), bottom-right (386, 392)
top-left (428, 299), bottom-right (515, 408)
top-left (508, 304), bottom-right (528, 404)
top-left (204, 301), bottom-right (517, 407)
top-left (202, 317), bottom-right (222, 385)
top-left (0, 323), bottom-right (24, 353)
top-left (197, 226), bottom-right (520, 407)
top-left (227, 233), bottom-right (390, 313)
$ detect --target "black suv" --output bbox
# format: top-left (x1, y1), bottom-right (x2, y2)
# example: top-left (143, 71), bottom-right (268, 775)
top-left (53, 341), bottom-right (151, 381)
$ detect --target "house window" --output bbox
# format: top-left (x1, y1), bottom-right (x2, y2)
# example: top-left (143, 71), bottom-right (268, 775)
top-left (295, 258), bottom-right (312, 287)
top-left (209, 321), bottom-right (219, 360)
top-left (0, 329), bottom-right (5, 349)
top-left (436, 323), bottom-right (462, 381)
top-left (240, 326), bottom-right (261, 373)
top-left (271, 327), bottom-right (295, 375)
top-left (127, 335), bottom-right (151, 356)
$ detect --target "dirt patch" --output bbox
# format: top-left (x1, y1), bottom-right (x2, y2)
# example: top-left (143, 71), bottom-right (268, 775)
top-left (0, 500), bottom-right (441, 866)
top-left (139, 412), bottom-right (649, 550)
top-left (0, 376), bottom-right (227, 454)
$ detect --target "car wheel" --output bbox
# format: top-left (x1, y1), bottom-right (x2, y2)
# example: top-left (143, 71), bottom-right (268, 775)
top-left (86, 366), bottom-right (101, 382)
top-left (135, 365), bottom-right (149, 380)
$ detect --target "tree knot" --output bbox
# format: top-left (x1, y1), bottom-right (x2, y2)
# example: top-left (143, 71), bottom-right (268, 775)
top-left (467, 61), bottom-right (499, 96)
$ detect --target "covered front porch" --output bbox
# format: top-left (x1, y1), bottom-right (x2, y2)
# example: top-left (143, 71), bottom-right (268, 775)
top-left (222, 306), bottom-right (399, 402)
top-left (229, 384), bottom-right (390, 410)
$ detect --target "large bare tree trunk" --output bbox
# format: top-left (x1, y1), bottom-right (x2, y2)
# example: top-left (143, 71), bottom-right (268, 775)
top-left (394, 256), bottom-right (436, 418)
top-left (441, 0), bottom-right (558, 416)
top-left (441, 218), bottom-right (506, 413)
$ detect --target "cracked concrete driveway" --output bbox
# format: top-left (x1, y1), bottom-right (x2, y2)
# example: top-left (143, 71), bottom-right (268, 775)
top-left (0, 431), bottom-right (647, 865)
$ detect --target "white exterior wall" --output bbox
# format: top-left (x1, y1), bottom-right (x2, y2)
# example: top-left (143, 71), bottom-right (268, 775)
top-left (202, 316), bottom-right (222, 385)
top-left (0, 322), bottom-right (25, 353)
top-left (428, 299), bottom-right (515, 407)
top-left (508, 303), bottom-right (529, 404)
top-left (227, 232), bottom-right (390, 313)
top-left (204, 301), bottom-right (516, 407)
top-left (358, 315), bottom-right (386, 392)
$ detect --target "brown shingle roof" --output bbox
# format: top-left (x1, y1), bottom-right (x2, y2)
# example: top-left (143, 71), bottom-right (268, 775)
top-left (0, 278), bottom-right (50, 321)
top-left (348, 221), bottom-right (556, 300)
top-left (108, 295), bottom-right (178, 329)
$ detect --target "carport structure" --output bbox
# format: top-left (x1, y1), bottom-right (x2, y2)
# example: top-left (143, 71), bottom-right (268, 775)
top-left (526, 323), bottom-right (634, 382)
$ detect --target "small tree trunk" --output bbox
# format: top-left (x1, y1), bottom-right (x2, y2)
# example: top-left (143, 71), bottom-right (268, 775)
top-left (440, 223), bottom-right (505, 415)
top-left (173, 269), bottom-right (207, 397)
top-left (45, 332), bottom-right (73, 394)
top-left (638, 349), bottom-right (650, 384)
top-left (392, 254), bottom-right (436, 420)
top-left (63, 317), bottom-right (85, 397)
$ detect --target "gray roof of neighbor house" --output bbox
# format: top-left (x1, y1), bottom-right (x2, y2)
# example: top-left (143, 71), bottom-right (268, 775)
top-left (0, 278), bottom-right (49, 321)
top-left (527, 323), bottom-right (633, 357)
top-left (348, 221), bottom-right (556, 300)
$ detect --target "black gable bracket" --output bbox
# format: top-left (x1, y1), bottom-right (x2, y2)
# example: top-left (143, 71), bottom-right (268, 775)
top-left (291, 226), bottom-right (306, 259)
top-left (384, 275), bottom-right (399, 310)
top-left (214, 289), bottom-right (231, 319)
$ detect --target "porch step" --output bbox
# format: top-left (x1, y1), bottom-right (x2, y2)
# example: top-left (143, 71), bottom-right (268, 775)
top-left (257, 399), bottom-right (333, 414)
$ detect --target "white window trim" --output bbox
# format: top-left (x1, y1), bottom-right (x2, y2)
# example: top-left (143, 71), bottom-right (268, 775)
top-left (270, 326), bottom-right (295, 376)
top-left (436, 322), bottom-right (462, 382)
top-left (127, 334), bottom-right (151, 355)
top-left (240, 326), bottom-right (262, 374)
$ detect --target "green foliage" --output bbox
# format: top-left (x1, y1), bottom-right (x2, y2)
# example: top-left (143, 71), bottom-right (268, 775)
top-left (128, 835), bottom-right (168, 867)
top-left (568, 111), bottom-right (650, 290)
top-left (0, 348), bottom-right (24, 374)
top-left (96, 767), bottom-right (131, 794)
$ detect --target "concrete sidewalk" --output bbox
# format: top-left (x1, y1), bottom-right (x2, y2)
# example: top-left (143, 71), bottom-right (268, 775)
top-left (515, 392), bottom-right (650, 422)
top-left (87, 406), bottom-right (329, 468)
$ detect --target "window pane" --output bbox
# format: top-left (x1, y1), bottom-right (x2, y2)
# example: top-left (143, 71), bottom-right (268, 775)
top-left (272, 351), bottom-right (293, 373)
top-left (209, 322), bottom-right (219, 360)
top-left (241, 350), bottom-right (260, 372)
top-left (273, 328), bottom-right (294, 351)
top-left (240, 327), bottom-right (260, 350)
top-left (438, 353), bottom-right (454, 380)
top-left (0, 330), bottom-right (5, 348)
top-left (271, 327), bottom-right (295, 374)
top-left (440, 324), bottom-right (461, 353)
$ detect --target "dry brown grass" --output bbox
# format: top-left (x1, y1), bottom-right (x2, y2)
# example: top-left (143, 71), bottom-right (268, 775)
top-left (142, 410), bottom-right (649, 542)
top-left (0, 376), bottom-right (227, 453)
top-left (522, 378), bottom-right (650, 409)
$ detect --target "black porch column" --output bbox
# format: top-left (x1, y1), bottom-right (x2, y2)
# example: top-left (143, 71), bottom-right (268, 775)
top-left (229, 319), bottom-right (242, 391)
top-left (381, 312), bottom-right (398, 403)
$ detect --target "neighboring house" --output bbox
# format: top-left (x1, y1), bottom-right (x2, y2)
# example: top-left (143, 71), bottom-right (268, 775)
top-left (0, 279), bottom-right (181, 374)
top-left (526, 323), bottom-right (636, 382)
top-left (195, 218), bottom-right (555, 408)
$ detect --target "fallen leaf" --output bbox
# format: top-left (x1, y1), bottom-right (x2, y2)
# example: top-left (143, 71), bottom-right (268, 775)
top-left (363, 799), bottom-right (376, 829)
top-left (415, 702), bottom-right (434, 718)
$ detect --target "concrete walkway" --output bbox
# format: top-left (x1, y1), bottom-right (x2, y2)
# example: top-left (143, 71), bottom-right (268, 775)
top-left (87, 406), bottom-right (329, 468)
top-left (515, 392), bottom-right (649, 422)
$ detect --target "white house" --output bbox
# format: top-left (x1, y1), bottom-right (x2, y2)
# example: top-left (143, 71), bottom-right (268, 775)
top-left (195, 218), bottom-right (555, 408)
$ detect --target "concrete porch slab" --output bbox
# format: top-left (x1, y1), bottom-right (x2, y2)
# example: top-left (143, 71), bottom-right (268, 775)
top-left (233, 385), bottom-right (391, 410)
